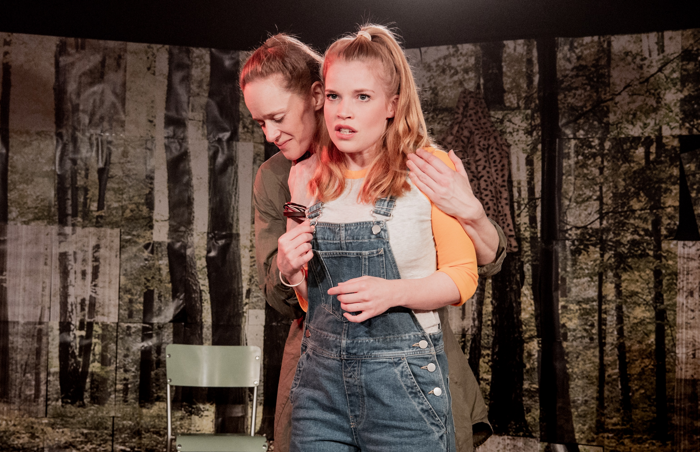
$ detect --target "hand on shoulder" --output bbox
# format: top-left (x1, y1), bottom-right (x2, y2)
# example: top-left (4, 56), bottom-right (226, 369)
top-left (407, 148), bottom-right (486, 223)
top-left (288, 153), bottom-right (318, 208)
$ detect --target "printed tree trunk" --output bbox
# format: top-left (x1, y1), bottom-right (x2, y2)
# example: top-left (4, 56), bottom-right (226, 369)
top-left (612, 261), bottom-right (632, 430)
top-left (140, 238), bottom-right (157, 405)
top-left (136, 47), bottom-right (159, 408)
top-left (54, 39), bottom-right (91, 404)
top-left (164, 45), bottom-right (204, 403)
top-left (596, 38), bottom-right (612, 437)
top-left (34, 316), bottom-right (44, 404)
top-left (478, 41), bottom-right (531, 436)
top-left (524, 39), bottom-right (541, 341)
top-left (0, 35), bottom-right (10, 402)
top-left (643, 133), bottom-right (669, 441)
top-left (536, 37), bottom-right (579, 449)
top-left (54, 39), bottom-right (124, 406)
top-left (205, 48), bottom-right (247, 433)
top-left (139, 285), bottom-right (154, 406)
top-left (606, 143), bottom-right (635, 432)
top-left (595, 150), bottom-right (606, 435)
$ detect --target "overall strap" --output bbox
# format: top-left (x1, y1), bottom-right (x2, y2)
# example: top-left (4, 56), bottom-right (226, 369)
top-left (371, 196), bottom-right (396, 219)
top-left (307, 202), bottom-right (323, 226)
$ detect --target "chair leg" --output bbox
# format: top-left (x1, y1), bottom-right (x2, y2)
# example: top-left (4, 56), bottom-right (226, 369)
top-left (166, 383), bottom-right (172, 452)
top-left (251, 386), bottom-right (258, 436)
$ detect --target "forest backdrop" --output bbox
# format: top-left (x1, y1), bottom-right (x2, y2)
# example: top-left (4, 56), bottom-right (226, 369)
top-left (0, 26), bottom-right (699, 452)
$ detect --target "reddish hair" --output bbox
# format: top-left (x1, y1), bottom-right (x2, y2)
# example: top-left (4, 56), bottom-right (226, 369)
top-left (240, 33), bottom-right (322, 96)
top-left (240, 34), bottom-right (326, 156)
top-left (310, 24), bottom-right (431, 204)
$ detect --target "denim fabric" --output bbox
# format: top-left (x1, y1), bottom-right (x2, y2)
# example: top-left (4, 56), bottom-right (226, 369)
top-left (290, 198), bottom-right (455, 452)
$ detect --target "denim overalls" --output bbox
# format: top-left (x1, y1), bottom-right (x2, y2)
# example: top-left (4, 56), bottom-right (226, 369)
top-left (289, 197), bottom-right (455, 452)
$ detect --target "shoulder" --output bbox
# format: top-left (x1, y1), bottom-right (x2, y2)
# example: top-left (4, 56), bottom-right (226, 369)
top-left (422, 146), bottom-right (456, 170)
top-left (255, 151), bottom-right (292, 190)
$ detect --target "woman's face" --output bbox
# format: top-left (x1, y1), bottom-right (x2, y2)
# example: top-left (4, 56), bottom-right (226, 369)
top-left (244, 74), bottom-right (323, 161)
top-left (324, 59), bottom-right (397, 167)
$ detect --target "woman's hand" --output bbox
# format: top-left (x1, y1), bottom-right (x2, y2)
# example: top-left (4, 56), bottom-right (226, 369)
top-left (328, 276), bottom-right (399, 323)
top-left (407, 149), bottom-right (486, 222)
top-left (288, 153), bottom-right (318, 208)
top-left (277, 219), bottom-right (314, 282)
top-left (407, 148), bottom-right (499, 265)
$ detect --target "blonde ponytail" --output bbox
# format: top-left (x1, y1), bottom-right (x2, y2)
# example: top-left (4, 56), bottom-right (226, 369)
top-left (311, 24), bottom-right (431, 204)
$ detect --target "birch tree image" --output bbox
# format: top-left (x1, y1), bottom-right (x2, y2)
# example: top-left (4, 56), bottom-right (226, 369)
top-left (0, 33), bottom-right (11, 404)
top-left (54, 38), bottom-right (124, 405)
top-left (536, 36), bottom-right (579, 449)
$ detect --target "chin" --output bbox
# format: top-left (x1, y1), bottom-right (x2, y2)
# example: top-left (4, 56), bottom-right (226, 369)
top-left (335, 145), bottom-right (360, 155)
top-left (280, 147), bottom-right (305, 161)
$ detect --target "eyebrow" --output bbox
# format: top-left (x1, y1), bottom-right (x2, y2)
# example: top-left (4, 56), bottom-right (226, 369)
top-left (253, 110), bottom-right (285, 120)
top-left (324, 88), bottom-right (376, 94)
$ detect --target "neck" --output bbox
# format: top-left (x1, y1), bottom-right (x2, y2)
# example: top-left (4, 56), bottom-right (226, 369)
top-left (293, 149), bottom-right (312, 165)
top-left (343, 147), bottom-right (377, 171)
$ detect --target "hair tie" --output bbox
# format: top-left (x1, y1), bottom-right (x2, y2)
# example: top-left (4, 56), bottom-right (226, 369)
top-left (357, 30), bottom-right (372, 41)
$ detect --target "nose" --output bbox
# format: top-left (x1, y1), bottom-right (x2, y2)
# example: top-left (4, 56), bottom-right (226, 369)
top-left (264, 123), bottom-right (282, 143)
top-left (336, 99), bottom-right (352, 120)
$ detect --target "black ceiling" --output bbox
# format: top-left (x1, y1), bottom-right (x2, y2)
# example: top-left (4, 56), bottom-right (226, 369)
top-left (2, 0), bottom-right (700, 51)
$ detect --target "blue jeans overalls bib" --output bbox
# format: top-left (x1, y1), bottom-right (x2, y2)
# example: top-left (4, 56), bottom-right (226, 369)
top-left (289, 197), bottom-right (455, 452)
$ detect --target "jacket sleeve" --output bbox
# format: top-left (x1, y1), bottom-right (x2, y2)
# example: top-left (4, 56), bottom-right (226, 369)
top-left (253, 156), bottom-right (304, 320)
top-left (477, 219), bottom-right (507, 277)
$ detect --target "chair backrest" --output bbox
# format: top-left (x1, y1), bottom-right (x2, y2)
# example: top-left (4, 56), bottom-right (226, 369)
top-left (166, 344), bottom-right (261, 388)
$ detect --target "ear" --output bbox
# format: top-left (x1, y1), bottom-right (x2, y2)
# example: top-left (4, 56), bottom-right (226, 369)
top-left (386, 94), bottom-right (399, 119)
top-left (310, 81), bottom-right (324, 111)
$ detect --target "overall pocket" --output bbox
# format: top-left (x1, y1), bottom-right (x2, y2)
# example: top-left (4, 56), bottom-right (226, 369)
top-left (394, 354), bottom-right (450, 433)
top-left (311, 247), bottom-right (386, 318)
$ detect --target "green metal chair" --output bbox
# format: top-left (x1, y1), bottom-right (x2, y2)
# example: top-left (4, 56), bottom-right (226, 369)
top-left (165, 344), bottom-right (269, 452)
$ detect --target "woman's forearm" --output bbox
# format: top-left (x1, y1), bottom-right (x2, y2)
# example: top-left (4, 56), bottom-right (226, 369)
top-left (391, 272), bottom-right (462, 311)
top-left (459, 213), bottom-right (499, 266)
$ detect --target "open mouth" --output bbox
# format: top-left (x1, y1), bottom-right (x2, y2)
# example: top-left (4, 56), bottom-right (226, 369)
top-left (336, 125), bottom-right (356, 136)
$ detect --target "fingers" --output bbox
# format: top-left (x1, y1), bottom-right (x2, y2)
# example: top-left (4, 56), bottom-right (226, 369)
top-left (278, 219), bottom-right (315, 275)
top-left (288, 232), bottom-right (314, 249)
top-left (298, 248), bottom-right (314, 265)
top-left (344, 311), bottom-right (372, 323)
top-left (407, 157), bottom-right (445, 197)
top-left (291, 219), bottom-right (314, 234)
top-left (448, 149), bottom-right (469, 178)
top-left (336, 292), bottom-right (363, 305)
top-left (279, 237), bottom-right (313, 266)
top-left (282, 220), bottom-right (314, 246)
top-left (327, 280), bottom-right (356, 296)
top-left (409, 149), bottom-right (451, 181)
top-left (328, 284), bottom-right (371, 323)
top-left (408, 170), bottom-right (437, 199)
